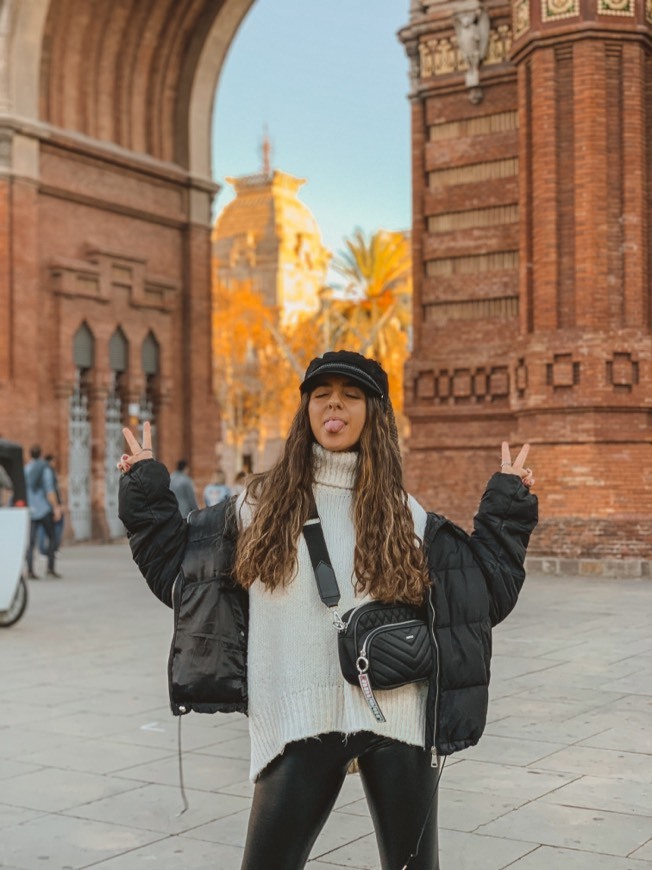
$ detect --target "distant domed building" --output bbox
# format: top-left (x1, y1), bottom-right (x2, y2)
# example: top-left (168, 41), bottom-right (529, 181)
top-left (211, 141), bottom-right (331, 481)
top-left (212, 141), bottom-right (330, 323)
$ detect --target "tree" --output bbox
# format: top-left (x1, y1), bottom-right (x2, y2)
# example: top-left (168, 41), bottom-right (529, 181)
top-left (308, 228), bottom-right (413, 423)
top-left (212, 278), bottom-right (321, 469)
top-left (211, 228), bottom-right (414, 469)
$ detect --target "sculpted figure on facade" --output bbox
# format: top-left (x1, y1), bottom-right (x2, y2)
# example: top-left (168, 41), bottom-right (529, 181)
top-left (453, 2), bottom-right (490, 88)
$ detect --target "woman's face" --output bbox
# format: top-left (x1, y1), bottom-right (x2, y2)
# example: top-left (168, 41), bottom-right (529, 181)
top-left (308, 376), bottom-right (367, 452)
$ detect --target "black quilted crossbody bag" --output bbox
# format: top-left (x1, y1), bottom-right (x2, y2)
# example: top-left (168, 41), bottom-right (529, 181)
top-left (303, 503), bottom-right (432, 723)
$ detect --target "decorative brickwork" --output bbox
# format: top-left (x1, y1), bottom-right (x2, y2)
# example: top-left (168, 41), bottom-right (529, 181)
top-left (399, 0), bottom-right (652, 561)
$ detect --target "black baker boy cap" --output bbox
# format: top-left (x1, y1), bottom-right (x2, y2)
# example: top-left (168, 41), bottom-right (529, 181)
top-left (300, 350), bottom-right (389, 405)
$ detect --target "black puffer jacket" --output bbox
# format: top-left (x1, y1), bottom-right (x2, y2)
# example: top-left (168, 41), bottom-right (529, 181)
top-left (118, 460), bottom-right (537, 756)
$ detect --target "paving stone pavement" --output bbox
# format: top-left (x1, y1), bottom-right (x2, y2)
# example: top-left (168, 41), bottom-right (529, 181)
top-left (0, 543), bottom-right (651, 870)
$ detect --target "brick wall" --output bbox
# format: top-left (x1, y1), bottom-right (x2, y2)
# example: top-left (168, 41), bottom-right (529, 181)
top-left (401, 0), bottom-right (652, 562)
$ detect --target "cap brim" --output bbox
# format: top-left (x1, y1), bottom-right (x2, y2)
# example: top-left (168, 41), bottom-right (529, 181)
top-left (300, 363), bottom-right (384, 398)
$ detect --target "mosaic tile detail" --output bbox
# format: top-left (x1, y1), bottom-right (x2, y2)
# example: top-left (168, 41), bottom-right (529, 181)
top-left (541, 0), bottom-right (579, 21)
top-left (597, 0), bottom-right (635, 14)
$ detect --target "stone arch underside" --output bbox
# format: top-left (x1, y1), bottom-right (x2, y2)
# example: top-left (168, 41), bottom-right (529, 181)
top-left (36, 0), bottom-right (254, 174)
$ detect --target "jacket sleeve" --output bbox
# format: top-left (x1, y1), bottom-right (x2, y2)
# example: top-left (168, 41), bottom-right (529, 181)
top-left (118, 459), bottom-right (188, 607)
top-left (467, 472), bottom-right (538, 626)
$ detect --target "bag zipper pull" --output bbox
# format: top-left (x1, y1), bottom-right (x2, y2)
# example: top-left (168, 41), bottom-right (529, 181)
top-left (331, 609), bottom-right (345, 630)
top-left (431, 747), bottom-right (439, 768)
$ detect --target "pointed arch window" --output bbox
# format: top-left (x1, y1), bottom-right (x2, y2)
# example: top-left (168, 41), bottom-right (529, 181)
top-left (73, 322), bottom-right (94, 373)
top-left (142, 331), bottom-right (159, 376)
top-left (109, 327), bottom-right (128, 374)
top-left (108, 326), bottom-right (129, 412)
top-left (69, 322), bottom-right (94, 540)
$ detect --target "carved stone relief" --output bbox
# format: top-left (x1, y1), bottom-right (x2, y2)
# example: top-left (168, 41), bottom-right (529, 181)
top-left (513, 0), bottom-right (531, 39)
top-left (418, 24), bottom-right (512, 79)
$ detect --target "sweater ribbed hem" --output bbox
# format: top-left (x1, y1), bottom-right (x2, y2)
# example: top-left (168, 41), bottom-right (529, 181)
top-left (248, 681), bottom-right (428, 781)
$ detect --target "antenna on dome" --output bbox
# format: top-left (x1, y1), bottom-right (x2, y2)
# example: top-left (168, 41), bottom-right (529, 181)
top-left (261, 126), bottom-right (272, 177)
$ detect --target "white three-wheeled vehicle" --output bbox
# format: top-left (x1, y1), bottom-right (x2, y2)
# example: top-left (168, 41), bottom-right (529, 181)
top-left (0, 439), bottom-right (29, 627)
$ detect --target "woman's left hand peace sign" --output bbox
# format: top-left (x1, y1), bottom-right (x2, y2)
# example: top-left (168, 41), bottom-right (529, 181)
top-left (500, 442), bottom-right (534, 489)
top-left (117, 420), bottom-right (154, 473)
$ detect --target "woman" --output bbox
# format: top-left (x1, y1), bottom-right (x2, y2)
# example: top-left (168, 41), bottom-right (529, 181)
top-left (118, 350), bottom-right (538, 870)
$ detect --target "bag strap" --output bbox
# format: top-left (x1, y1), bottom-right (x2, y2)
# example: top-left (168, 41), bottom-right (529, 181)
top-left (302, 498), bottom-right (341, 609)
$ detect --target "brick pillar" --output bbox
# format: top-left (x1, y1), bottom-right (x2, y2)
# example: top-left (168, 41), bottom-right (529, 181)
top-left (9, 178), bottom-right (42, 440)
top-left (399, 0), bottom-right (521, 524)
top-left (401, 0), bottom-right (652, 561)
top-left (511, 0), bottom-right (652, 558)
top-left (184, 203), bottom-right (221, 487)
top-left (0, 176), bottom-right (10, 384)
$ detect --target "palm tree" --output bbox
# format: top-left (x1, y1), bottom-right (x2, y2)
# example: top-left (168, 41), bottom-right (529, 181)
top-left (331, 228), bottom-right (412, 360)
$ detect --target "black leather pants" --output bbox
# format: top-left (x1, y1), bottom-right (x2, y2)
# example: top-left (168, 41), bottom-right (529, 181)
top-left (241, 731), bottom-right (440, 870)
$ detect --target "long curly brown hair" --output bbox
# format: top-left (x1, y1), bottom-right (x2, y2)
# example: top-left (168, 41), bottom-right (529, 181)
top-left (234, 393), bottom-right (430, 605)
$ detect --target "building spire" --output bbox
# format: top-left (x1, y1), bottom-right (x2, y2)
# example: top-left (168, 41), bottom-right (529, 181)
top-left (261, 126), bottom-right (272, 177)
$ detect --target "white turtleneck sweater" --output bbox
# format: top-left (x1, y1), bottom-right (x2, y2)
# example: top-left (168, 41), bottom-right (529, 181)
top-left (238, 444), bottom-right (429, 781)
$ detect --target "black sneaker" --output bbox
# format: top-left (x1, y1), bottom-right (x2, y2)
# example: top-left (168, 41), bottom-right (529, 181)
top-left (46, 570), bottom-right (63, 579)
top-left (27, 571), bottom-right (41, 580)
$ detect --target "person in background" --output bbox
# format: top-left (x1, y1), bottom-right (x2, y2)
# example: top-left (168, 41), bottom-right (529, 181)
top-left (0, 462), bottom-right (13, 506)
top-left (38, 454), bottom-right (64, 556)
top-left (231, 470), bottom-right (247, 496)
top-left (24, 444), bottom-right (62, 579)
top-left (169, 459), bottom-right (198, 518)
top-left (203, 469), bottom-right (231, 507)
top-left (0, 433), bottom-right (14, 506)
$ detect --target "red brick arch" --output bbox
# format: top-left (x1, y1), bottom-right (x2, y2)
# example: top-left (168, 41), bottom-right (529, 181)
top-left (0, 0), bottom-right (255, 537)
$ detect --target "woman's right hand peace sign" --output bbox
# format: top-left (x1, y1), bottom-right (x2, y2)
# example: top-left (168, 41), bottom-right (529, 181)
top-left (117, 420), bottom-right (154, 473)
top-left (500, 441), bottom-right (534, 488)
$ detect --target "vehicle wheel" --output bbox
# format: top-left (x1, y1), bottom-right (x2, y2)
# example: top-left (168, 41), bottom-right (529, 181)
top-left (0, 577), bottom-right (28, 627)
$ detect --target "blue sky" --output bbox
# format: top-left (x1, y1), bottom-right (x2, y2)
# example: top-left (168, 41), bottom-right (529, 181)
top-left (211, 0), bottom-right (412, 263)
